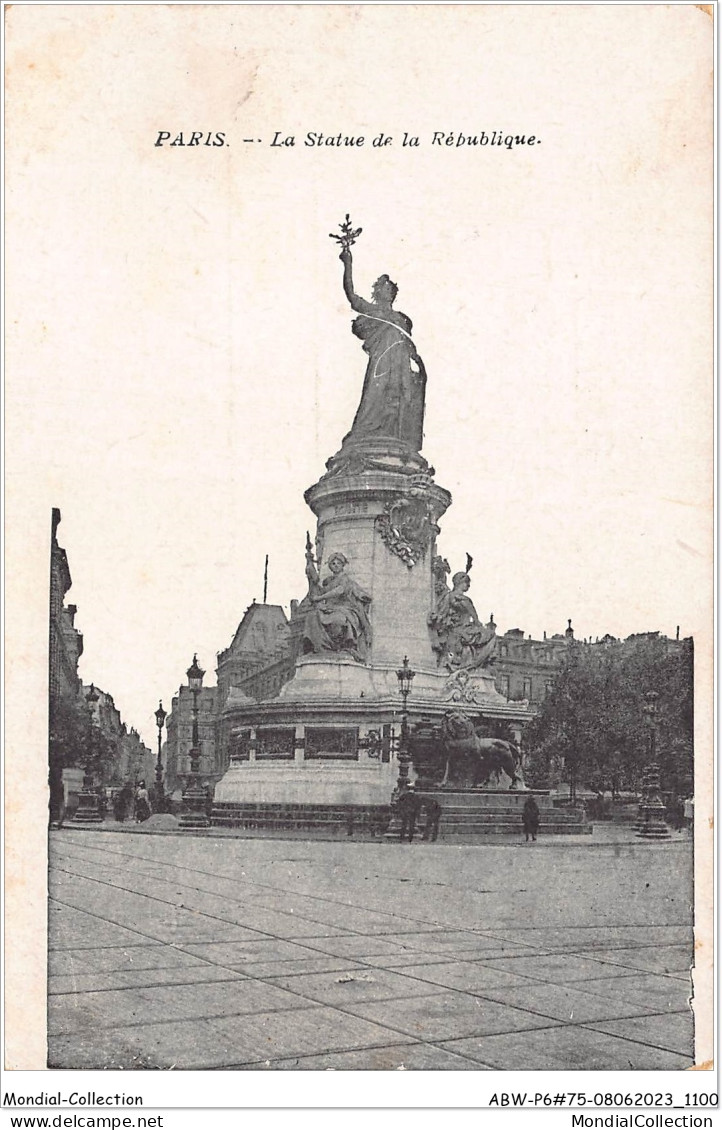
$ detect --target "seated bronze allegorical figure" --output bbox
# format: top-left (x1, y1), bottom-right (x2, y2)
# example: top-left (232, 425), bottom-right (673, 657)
top-left (301, 536), bottom-right (372, 663)
top-left (428, 555), bottom-right (497, 671)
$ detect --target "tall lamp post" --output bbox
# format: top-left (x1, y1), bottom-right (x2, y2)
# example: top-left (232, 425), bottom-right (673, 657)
top-left (636, 690), bottom-right (670, 840)
top-left (153, 700), bottom-right (167, 812)
top-left (395, 656), bottom-right (416, 794)
top-left (385, 657), bottom-right (416, 839)
top-left (74, 683), bottom-right (103, 823)
top-left (180, 655), bottom-right (210, 828)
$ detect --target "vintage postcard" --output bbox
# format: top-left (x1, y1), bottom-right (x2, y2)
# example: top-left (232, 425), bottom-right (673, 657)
top-left (4, 0), bottom-right (715, 1107)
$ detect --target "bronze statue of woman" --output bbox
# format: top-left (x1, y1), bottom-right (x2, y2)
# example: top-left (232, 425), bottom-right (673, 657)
top-left (337, 244), bottom-right (427, 451)
top-left (302, 543), bottom-right (372, 663)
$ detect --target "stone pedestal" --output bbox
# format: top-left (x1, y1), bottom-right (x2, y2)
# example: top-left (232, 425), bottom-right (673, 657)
top-left (214, 438), bottom-right (533, 823)
top-left (72, 789), bottom-right (103, 823)
top-left (179, 782), bottom-right (211, 828)
top-left (304, 439), bottom-right (451, 672)
top-left (635, 763), bottom-right (671, 840)
top-left (72, 769), bottom-right (103, 823)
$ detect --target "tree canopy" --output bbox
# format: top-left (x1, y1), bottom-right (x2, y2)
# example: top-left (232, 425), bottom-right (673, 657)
top-left (49, 694), bottom-right (118, 781)
top-left (524, 635), bottom-right (693, 796)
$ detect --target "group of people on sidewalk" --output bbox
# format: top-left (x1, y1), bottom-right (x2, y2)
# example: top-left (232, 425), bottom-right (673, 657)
top-left (112, 780), bottom-right (152, 823)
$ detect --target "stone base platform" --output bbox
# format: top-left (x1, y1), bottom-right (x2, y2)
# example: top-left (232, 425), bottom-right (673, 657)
top-left (415, 789), bottom-right (592, 838)
top-left (210, 791), bottom-right (590, 840)
top-left (214, 763), bottom-right (397, 807)
top-left (212, 802), bottom-right (390, 836)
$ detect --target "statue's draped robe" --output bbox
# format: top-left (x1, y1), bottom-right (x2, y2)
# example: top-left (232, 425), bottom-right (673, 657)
top-left (430, 587), bottom-right (497, 670)
top-left (343, 309), bottom-right (425, 449)
top-left (302, 571), bottom-right (372, 662)
top-left (447, 592), bottom-right (497, 669)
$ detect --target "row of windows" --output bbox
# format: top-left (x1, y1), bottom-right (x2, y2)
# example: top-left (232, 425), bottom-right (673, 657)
top-left (497, 643), bottom-right (564, 663)
top-left (496, 674), bottom-right (553, 701)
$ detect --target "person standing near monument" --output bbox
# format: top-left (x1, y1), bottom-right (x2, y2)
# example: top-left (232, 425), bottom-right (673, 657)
top-left (522, 795), bottom-right (540, 842)
top-left (134, 780), bottom-right (151, 823)
top-left (422, 797), bottom-right (442, 842)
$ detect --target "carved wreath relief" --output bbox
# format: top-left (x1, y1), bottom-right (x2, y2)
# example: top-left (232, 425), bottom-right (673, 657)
top-left (376, 492), bottom-right (440, 569)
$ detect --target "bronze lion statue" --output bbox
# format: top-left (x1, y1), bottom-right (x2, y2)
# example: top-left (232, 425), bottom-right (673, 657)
top-left (439, 710), bottom-right (522, 789)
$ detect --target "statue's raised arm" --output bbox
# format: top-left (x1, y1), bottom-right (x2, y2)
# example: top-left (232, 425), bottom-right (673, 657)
top-left (339, 248), bottom-right (375, 317)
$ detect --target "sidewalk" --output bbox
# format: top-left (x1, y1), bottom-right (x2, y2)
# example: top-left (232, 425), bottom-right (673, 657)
top-left (48, 827), bottom-right (695, 1070)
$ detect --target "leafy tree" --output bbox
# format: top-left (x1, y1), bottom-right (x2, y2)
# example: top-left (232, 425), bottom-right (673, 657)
top-left (524, 636), bottom-right (693, 798)
top-left (48, 693), bottom-right (119, 822)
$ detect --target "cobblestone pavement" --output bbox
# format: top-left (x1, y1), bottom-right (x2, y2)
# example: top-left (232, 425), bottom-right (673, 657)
top-left (48, 827), bottom-right (695, 1071)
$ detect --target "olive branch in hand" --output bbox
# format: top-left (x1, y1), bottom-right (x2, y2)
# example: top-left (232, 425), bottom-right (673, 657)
top-left (329, 214), bottom-right (362, 252)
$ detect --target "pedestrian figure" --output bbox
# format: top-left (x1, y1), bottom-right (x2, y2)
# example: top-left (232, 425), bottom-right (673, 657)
top-left (49, 764), bottom-right (66, 828)
top-left (203, 782), bottom-right (214, 821)
top-left (345, 805), bottom-right (355, 837)
top-left (522, 795), bottom-right (540, 841)
top-left (683, 796), bottom-right (694, 831)
top-left (667, 795), bottom-right (685, 831)
top-left (422, 798), bottom-right (442, 842)
top-left (135, 780), bottom-right (151, 823)
top-left (397, 785), bottom-right (423, 842)
top-left (115, 782), bottom-right (134, 822)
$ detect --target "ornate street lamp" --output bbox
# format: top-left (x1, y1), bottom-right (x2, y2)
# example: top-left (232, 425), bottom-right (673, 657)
top-left (73, 683), bottom-right (103, 823)
top-left (395, 656), bottom-right (416, 792)
top-left (180, 655), bottom-right (210, 828)
top-left (636, 690), bottom-right (670, 840)
top-left (152, 700), bottom-right (167, 812)
top-left (385, 657), bottom-right (417, 840)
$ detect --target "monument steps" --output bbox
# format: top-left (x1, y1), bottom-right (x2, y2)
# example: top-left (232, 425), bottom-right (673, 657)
top-left (211, 799), bottom-right (590, 837)
top-left (431, 801), bottom-right (582, 816)
top-left (430, 811), bottom-right (590, 837)
top-left (435, 821), bottom-right (592, 838)
top-left (438, 812), bottom-right (585, 826)
top-left (410, 789), bottom-right (590, 837)
top-left (212, 801), bottom-right (390, 835)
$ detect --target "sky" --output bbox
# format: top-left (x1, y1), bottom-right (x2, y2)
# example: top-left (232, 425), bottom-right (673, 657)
top-left (6, 5), bottom-right (712, 748)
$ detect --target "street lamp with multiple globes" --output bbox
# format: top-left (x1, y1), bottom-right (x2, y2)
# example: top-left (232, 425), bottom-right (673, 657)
top-left (73, 683), bottom-right (103, 823)
top-left (152, 700), bottom-right (167, 812)
top-left (180, 654), bottom-right (210, 828)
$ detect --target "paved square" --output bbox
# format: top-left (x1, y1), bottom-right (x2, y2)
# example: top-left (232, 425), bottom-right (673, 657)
top-left (48, 827), bottom-right (695, 1070)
